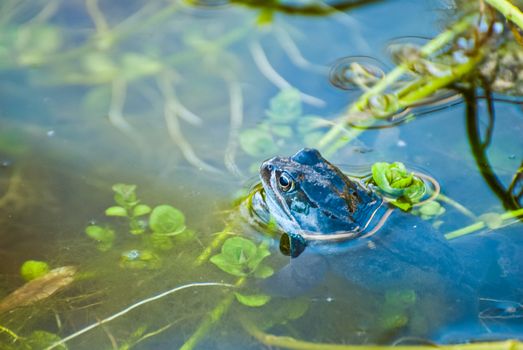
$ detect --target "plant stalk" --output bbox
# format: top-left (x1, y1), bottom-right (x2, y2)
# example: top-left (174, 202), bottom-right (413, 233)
top-left (485, 0), bottom-right (523, 30)
top-left (179, 277), bottom-right (245, 350)
top-left (316, 13), bottom-right (478, 155)
top-left (244, 321), bottom-right (523, 350)
top-left (445, 208), bottom-right (523, 239)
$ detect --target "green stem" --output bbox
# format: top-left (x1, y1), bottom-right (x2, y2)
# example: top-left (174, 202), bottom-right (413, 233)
top-left (398, 54), bottom-right (482, 107)
top-left (194, 229), bottom-right (233, 267)
top-left (437, 194), bottom-right (477, 220)
top-left (180, 277), bottom-right (245, 350)
top-left (244, 321), bottom-right (523, 350)
top-left (445, 208), bottom-right (523, 240)
top-left (0, 325), bottom-right (20, 342)
top-left (316, 13), bottom-right (478, 155)
top-left (485, 0), bottom-right (523, 30)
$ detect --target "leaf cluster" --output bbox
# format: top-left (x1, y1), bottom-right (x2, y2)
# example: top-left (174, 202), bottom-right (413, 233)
top-left (210, 237), bottom-right (274, 307)
top-left (84, 183), bottom-right (191, 269)
top-left (371, 162), bottom-right (426, 210)
top-left (239, 89), bottom-right (325, 165)
top-left (210, 237), bottom-right (273, 279)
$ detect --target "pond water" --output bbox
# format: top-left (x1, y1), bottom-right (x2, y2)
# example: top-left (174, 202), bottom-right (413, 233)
top-left (0, 0), bottom-right (522, 349)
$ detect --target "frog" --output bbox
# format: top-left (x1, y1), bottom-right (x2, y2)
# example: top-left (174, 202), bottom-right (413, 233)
top-left (243, 148), bottom-right (478, 340)
top-left (246, 148), bottom-right (467, 286)
top-left (252, 147), bottom-right (389, 257)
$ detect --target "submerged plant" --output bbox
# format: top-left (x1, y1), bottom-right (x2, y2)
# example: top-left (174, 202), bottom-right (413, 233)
top-left (84, 183), bottom-right (190, 268)
top-left (210, 237), bottom-right (273, 278)
top-left (105, 183), bottom-right (151, 235)
top-left (239, 88), bottom-right (326, 169)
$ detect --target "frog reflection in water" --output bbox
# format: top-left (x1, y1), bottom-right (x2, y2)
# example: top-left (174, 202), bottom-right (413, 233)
top-left (246, 148), bottom-right (503, 341)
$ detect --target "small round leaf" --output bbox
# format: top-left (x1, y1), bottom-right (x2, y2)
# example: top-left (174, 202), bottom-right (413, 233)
top-left (105, 206), bottom-right (127, 217)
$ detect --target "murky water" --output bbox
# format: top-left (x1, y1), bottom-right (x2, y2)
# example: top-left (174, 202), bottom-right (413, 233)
top-left (0, 1), bottom-right (522, 349)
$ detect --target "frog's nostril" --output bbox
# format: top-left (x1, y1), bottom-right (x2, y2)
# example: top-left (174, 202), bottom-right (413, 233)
top-left (262, 163), bottom-right (273, 172)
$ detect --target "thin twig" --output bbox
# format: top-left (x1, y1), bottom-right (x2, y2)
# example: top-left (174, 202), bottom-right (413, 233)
top-left (44, 282), bottom-right (234, 350)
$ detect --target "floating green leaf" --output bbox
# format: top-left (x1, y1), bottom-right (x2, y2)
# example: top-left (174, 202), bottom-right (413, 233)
top-left (210, 237), bottom-right (271, 277)
top-left (371, 162), bottom-right (427, 210)
top-left (112, 183), bottom-right (139, 208)
top-left (235, 293), bottom-right (271, 307)
top-left (20, 260), bottom-right (50, 281)
top-left (254, 265), bottom-right (274, 279)
top-left (85, 225), bottom-right (115, 251)
top-left (133, 204), bottom-right (152, 217)
top-left (149, 205), bottom-right (185, 235)
top-left (105, 206), bottom-right (128, 217)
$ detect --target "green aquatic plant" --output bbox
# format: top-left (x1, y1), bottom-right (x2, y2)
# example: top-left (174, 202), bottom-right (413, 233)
top-left (210, 237), bottom-right (273, 306)
top-left (84, 183), bottom-right (189, 270)
top-left (84, 225), bottom-right (115, 251)
top-left (413, 201), bottom-right (446, 221)
top-left (20, 260), bottom-right (50, 282)
top-left (239, 88), bottom-right (326, 167)
top-left (210, 237), bottom-right (273, 278)
top-left (22, 330), bottom-right (66, 350)
top-left (106, 183), bottom-right (151, 235)
top-left (181, 236), bottom-right (275, 350)
top-left (119, 249), bottom-right (161, 270)
top-left (370, 162), bottom-right (426, 210)
top-left (379, 290), bottom-right (417, 330)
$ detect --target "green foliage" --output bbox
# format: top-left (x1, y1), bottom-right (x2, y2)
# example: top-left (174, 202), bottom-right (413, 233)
top-left (149, 205), bottom-right (186, 235)
top-left (21, 330), bottom-right (66, 350)
top-left (120, 249), bottom-right (161, 270)
top-left (239, 89), bottom-right (325, 161)
top-left (239, 129), bottom-right (278, 157)
top-left (235, 293), bottom-right (271, 307)
top-left (371, 162), bottom-right (426, 210)
top-left (266, 88), bottom-right (302, 122)
top-left (413, 201), bottom-right (446, 220)
top-left (379, 289), bottom-right (417, 330)
top-left (479, 212), bottom-right (504, 229)
top-left (85, 225), bottom-right (115, 251)
top-left (210, 237), bottom-right (273, 278)
top-left (20, 260), bottom-right (50, 281)
top-left (242, 297), bottom-right (310, 331)
top-left (84, 184), bottom-right (191, 268)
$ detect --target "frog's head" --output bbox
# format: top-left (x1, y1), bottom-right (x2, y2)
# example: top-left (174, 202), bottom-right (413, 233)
top-left (259, 148), bottom-right (382, 257)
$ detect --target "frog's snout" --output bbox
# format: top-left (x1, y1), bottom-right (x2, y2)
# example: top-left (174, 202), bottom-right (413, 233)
top-left (260, 162), bottom-right (274, 176)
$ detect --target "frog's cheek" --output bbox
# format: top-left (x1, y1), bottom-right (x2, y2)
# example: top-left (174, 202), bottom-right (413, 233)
top-left (290, 200), bottom-right (309, 215)
top-left (279, 233), bottom-right (307, 258)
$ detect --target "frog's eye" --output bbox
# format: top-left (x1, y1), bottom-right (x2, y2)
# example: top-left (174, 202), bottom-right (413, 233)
top-left (278, 172), bottom-right (295, 192)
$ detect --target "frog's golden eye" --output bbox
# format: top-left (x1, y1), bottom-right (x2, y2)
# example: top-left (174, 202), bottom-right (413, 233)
top-left (278, 172), bottom-right (295, 192)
